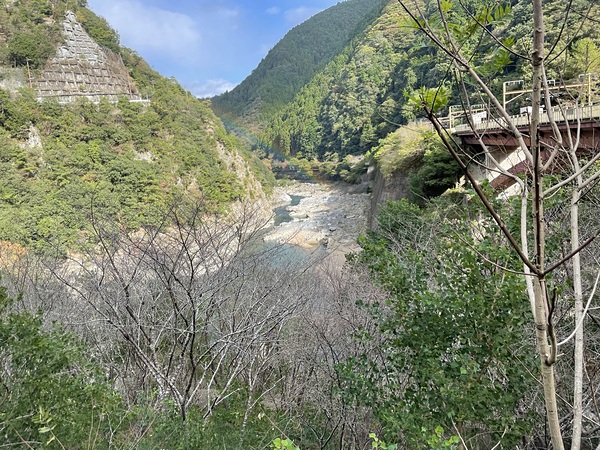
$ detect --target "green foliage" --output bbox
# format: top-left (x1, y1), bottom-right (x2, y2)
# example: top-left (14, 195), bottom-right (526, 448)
top-left (340, 199), bottom-right (537, 448)
top-left (370, 432), bottom-right (397, 449)
top-left (423, 426), bottom-right (460, 450)
top-left (405, 85), bottom-right (451, 117)
top-left (409, 0), bottom-right (514, 78)
top-left (0, 0), bottom-right (64, 68)
top-left (510, 0), bottom-right (600, 79)
top-left (373, 124), bottom-right (432, 177)
top-left (0, 0), bottom-right (120, 72)
top-left (0, 288), bottom-right (296, 449)
top-left (127, 391), bottom-right (300, 450)
top-left (0, 287), bottom-right (125, 447)
top-left (7, 28), bottom-right (56, 68)
top-left (0, 79), bottom-right (253, 250)
top-left (77, 8), bottom-right (120, 52)
top-left (372, 124), bottom-right (459, 201)
top-left (269, 433), bottom-right (398, 450)
top-left (1, 87), bottom-right (41, 138)
top-left (408, 143), bottom-right (461, 203)
top-left (566, 37), bottom-right (600, 79)
top-left (213, 0), bottom-right (389, 128)
top-left (271, 438), bottom-right (301, 450)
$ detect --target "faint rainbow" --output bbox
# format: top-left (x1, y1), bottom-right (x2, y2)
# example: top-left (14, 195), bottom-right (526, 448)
top-left (219, 118), bottom-right (315, 182)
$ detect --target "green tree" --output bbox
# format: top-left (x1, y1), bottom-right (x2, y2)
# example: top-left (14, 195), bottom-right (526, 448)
top-left (567, 37), bottom-right (600, 79)
top-left (341, 199), bottom-right (536, 448)
top-left (398, 0), bottom-right (600, 448)
top-left (7, 28), bottom-right (55, 68)
top-left (408, 142), bottom-right (461, 203)
top-left (0, 287), bottom-right (125, 447)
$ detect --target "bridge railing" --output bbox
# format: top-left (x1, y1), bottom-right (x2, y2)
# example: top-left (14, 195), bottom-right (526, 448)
top-left (452, 103), bottom-right (600, 133)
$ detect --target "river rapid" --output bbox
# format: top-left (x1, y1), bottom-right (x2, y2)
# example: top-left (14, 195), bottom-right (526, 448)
top-left (264, 182), bottom-right (371, 266)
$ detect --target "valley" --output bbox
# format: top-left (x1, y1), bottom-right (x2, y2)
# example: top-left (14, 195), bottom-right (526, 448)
top-left (1, 0), bottom-right (600, 448)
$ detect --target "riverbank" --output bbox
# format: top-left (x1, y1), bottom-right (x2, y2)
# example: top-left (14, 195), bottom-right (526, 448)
top-left (264, 182), bottom-right (370, 258)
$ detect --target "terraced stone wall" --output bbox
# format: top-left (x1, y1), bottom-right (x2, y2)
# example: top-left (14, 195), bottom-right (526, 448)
top-left (33, 11), bottom-right (143, 103)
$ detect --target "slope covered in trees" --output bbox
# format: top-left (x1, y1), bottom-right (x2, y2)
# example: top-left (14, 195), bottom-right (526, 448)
top-left (0, 0), bottom-right (273, 252)
top-left (259, 1), bottom-right (414, 159)
top-left (210, 0), bottom-right (388, 128)
top-left (250, 0), bottom-right (600, 187)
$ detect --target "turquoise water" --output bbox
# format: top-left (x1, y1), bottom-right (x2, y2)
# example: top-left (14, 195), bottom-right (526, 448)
top-left (247, 194), bottom-right (326, 266)
top-left (273, 194), bottom-right (304, 226)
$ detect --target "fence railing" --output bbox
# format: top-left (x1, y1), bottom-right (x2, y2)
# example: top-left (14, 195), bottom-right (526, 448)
top-left (452, 103), bottom-right (600, 133)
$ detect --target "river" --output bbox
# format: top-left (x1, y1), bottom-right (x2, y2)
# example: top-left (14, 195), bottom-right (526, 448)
top-left (264, 182), bottom-right (370, 262)
top-left (273, 194), bottom-right (304, 226)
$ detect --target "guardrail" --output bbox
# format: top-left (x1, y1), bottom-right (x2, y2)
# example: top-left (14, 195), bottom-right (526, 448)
top-left (452, 103), bottom-right (600, 133)
top-left (36, 93), bottom-right (151, 105)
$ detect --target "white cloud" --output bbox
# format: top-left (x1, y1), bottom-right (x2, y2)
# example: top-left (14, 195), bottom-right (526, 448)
top-left (89, 0), bottom-right (200, 61)
top-left (188, 79), bottom-right (238, 98)
top-left (219, 8), bottom-right (240, 18)
top-left (266, 6), bottom-right (281, 15)
top-left (284, 7), bottom-right (321, 26)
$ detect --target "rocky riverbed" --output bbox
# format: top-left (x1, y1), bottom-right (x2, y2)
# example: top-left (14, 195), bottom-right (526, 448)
top-left (264, 182), bottom-right (370, 257)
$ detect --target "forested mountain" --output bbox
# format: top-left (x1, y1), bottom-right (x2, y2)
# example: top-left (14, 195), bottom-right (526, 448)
top-left (210, 0), bottom-right (600, 192)
top-left (257, 0), bottom-right (600, 162)
top-left (210, 0), bottom-right (388, 128)
top-left (260, 1), bottom-right (413, 160)
top-left (0, 0), bottom-right (273, 252)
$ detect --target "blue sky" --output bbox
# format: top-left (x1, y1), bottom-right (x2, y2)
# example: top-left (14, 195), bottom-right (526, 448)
top-left (87, 0), bottom-right (340, 97)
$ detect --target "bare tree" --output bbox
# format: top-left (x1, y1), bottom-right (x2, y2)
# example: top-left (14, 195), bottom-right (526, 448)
top-left (266, 257), bottom-right (385, 449)
top-left (0, 193), bottom-right (393, 447)
top-left (39, 198), bottom-right (321, 425)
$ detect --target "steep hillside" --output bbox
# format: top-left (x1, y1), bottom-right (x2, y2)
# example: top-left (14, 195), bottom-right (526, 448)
top-left (210, 0), bottom-right (388, 129)
top-left (0, 0), bottom-right (273, 252)
top-left (255, 0), bottom-right (600, 183)
top-left (260, 1), bottom-right (412, 160)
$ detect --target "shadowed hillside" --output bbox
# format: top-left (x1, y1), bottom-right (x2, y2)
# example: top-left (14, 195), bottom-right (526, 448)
top-left (210, 0), bottom-right (388, 129)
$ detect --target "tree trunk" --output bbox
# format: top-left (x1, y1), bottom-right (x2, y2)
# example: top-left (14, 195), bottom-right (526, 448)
top-left (571, 181), bottom-right (584, 450)
top-left (530, 0), bottom-right (564, 448)
top-left (533, 277), bottom-right (564, 450)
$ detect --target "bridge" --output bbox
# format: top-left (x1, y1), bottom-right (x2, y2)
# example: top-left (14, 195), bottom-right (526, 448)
top-left (432, 75), bottom-right (600, 190)
top-left (453, 103), bottom-right (600, 148)
top-left (444, 101), bottom-right (600, 191)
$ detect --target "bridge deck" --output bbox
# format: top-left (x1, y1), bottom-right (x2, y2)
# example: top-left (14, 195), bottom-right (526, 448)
top-left (453, 103), bottom-right (600, 134)
top-left (452, 104), bottom-right (600, 151)
top-left (449, 104), bottom-right (600, 191)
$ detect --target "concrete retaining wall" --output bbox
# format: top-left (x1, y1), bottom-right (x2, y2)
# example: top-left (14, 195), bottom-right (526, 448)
top-left (33, 11), bottom-right (140, 103)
